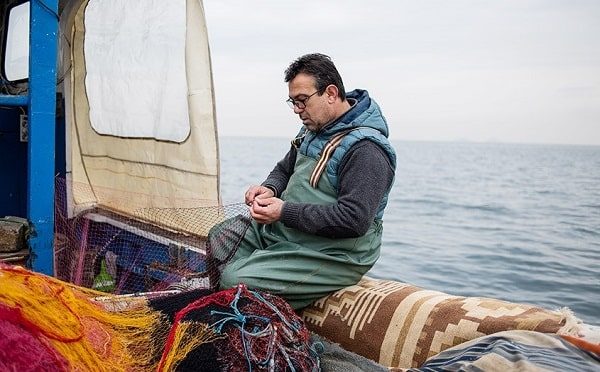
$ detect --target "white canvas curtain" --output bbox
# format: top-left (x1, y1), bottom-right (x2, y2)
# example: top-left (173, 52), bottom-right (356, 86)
top-left (62, 0), bottom-right (221, 236)
top-left (84, 0), bottom-right (190, 142)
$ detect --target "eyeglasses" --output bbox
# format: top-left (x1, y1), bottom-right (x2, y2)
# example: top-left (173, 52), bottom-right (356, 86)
top-left (286, 91), bottom-right (319, 109)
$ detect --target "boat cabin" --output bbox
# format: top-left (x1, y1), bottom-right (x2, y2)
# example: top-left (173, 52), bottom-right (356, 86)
top-left (0, 0), bottom-right (221, 292)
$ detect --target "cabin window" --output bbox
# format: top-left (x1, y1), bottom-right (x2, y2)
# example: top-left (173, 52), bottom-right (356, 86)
top-left (83, 0), bottom-right (190, 142)
top-left (2, 1), bottom-right (30, 82)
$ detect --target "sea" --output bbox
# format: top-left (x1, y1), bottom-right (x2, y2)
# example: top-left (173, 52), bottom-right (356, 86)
top-left (219, 137), bottom-right (600, 326)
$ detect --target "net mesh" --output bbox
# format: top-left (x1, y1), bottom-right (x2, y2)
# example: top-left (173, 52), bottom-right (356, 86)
top-left (0, 178), bottom-right (321, 370)
top-left (156, 284), bottom-right (320, 371)
top-left (0, 263), bottom-right (169, 371)
top-left (54, 177), bottom-right (250, 294)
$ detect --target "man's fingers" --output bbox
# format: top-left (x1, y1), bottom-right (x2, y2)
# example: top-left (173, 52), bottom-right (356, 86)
top-left (250, 208), bottom-right (267, 223)
top-left (245, 187), bottom-right (260, 205)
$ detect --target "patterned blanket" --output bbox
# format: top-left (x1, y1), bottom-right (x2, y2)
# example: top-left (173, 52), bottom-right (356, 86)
top-left (412, 330), bottom-right (600, 371)
top-left (302, 277), bottom-right (579, 368)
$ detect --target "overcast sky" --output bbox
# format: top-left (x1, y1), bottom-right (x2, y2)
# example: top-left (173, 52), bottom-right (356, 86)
top-left (203, 0), bottom-right (600, 145)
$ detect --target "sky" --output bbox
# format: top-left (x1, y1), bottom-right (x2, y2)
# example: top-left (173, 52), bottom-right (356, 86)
top-left (203, 0), bottom-right (600, 145)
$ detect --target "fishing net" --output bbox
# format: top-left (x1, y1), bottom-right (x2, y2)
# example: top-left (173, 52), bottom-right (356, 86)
top-left (0, 263), bottom-right (168, 371)
top-left (0, 264), bottom-right (321, 371)
top-left (54, 177), bottom-right (250, 294)
top-left (0, 178), bottom-right (321, 370)
top-left (153, 284), bottom-right (320, 371)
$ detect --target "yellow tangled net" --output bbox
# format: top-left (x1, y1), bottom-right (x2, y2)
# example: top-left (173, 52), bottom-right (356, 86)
top-left (0, 263), bottom-right (195, 371)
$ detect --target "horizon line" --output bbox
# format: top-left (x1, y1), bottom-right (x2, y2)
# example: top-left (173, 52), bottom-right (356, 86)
top-left (218, 134), bottom-right (600, 148)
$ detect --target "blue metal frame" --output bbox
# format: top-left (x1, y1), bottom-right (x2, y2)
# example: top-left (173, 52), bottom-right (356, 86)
top-left (0, 1), bottom-right (59, 274)
top-left (27, 0), bottom-right (59, 275)
top-left (0, 94), bottom-right (28, 106)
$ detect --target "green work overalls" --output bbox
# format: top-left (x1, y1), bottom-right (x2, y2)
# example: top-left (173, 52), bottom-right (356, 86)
top-left (219, 152), bottom-right (383, 309)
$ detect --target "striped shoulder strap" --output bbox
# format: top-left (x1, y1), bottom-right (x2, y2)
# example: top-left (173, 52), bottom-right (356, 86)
top-left (309, 129), bottom-right (355, 188)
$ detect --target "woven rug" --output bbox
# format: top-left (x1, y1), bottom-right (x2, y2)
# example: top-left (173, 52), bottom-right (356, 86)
top-left (301, 277), bottom-right (579, 368)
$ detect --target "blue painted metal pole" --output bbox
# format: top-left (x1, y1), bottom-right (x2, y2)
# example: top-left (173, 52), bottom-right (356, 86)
top-left (0, 94), bottom-right (28, 106)
top-left (28, 0), bottom-right (59, 275)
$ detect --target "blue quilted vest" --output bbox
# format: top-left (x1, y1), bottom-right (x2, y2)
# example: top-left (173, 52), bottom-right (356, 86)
top-left (295, 89), bottom-right (396, 219)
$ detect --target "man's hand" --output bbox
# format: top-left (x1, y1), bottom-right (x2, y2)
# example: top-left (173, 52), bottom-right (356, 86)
top-left (244, 185), bottom-right (274, 206)
top-left (250, 197), bottom-right (283, 224)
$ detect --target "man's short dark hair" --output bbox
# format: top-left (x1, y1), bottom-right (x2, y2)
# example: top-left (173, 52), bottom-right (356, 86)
top-left (284, 53), bottom-right (347, 101)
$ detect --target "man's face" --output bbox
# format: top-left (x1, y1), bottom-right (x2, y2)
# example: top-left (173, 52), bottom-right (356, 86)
top-left (287, 73), bottom-right (333, 132)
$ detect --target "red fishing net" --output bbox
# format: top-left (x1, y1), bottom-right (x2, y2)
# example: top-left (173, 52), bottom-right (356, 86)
top-left (158, 284), bottom-right (320, 371)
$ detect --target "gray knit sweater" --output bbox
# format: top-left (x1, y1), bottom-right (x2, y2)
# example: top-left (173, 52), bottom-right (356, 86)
top-left (263, 139), bottom-right (395, 239)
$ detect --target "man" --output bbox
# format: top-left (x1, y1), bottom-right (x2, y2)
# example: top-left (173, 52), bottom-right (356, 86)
top-left (220, 53), bottom-right (396, 309)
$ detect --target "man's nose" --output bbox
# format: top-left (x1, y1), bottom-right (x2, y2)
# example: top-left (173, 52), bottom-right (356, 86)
top-left (293, 105), bottom-right (304, 114)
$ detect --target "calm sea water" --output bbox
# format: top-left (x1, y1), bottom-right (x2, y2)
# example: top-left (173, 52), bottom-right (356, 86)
top-left (219, 137), bottom-right (600, 326)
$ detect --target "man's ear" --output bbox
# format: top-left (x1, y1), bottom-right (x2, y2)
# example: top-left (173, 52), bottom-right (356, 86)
top-left (325, 84), bottom-right (339, 103)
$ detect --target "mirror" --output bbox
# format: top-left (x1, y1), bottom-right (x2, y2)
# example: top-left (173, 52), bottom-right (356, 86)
top-left (4, 2), bottom-right (30, 82)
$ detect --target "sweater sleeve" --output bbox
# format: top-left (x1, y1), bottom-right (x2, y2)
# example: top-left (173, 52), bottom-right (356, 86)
top-left (261, 146), bottom-right (297, 197)
top-left (280, 140), bottom-right (395, 238)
